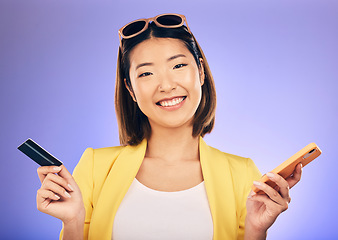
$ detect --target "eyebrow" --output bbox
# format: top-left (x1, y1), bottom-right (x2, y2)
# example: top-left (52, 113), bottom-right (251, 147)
top-left (135, 54), bottom-right (187, 70)
top-left (167, 54), bottom-right (186, 61)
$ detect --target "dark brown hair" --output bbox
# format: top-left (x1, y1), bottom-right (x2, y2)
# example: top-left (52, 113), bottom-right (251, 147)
top-left (115, 22), bottom-right (216, 146)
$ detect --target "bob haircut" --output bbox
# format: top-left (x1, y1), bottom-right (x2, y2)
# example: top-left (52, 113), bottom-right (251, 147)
top-left (115, 22), bottom-right (217, 146)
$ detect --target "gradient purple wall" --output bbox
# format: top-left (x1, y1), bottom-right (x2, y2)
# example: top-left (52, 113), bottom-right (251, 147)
top-left (1, 0), bottom-right (337, 239)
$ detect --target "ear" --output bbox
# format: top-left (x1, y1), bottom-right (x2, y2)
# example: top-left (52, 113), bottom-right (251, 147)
top-left (124, 78), bottom-right (137, 102)
top-left (199, 58), bottom-right (205, 86)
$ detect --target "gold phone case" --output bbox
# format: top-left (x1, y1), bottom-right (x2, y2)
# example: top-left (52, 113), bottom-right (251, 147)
top-left (252, 143), bottom-right (322, 194)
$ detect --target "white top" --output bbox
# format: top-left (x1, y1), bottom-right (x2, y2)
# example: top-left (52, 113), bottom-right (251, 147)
top-left (112, 178), bottom-right (214, 240)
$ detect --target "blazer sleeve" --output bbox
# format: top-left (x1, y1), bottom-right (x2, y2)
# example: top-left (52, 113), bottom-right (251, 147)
top-left (237, 158), bottom-right (262, 240)
top-left (59, 147), bottom-right (94, 240)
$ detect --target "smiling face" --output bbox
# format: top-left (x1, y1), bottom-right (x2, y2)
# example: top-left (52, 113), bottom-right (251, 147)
top-left (125, 37), bottom-right (205, 131)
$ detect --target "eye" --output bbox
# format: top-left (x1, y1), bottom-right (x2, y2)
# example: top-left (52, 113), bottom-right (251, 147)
top-left (173, 63), bottom-right (188, 69)
top-left (138, 72), bottom-right (153, 78)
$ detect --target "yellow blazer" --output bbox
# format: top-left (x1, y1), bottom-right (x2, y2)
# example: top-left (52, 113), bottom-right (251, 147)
top-left (60, 137), bottom-right (261, 240)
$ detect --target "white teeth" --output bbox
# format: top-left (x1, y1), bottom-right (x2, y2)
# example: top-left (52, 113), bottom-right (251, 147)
top-left (159, 97), bottom-right (184, 107)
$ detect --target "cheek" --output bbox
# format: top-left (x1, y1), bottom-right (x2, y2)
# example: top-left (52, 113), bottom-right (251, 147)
top-left (194, 85), bottom-right (203, 104)
top-left (132, 87), bottom-right (150, 116)
top-left (132, 81), bottom-right (155, 107)
top-left (186, 71), bottom-right (203, 95)
top-left (190, 76), bottom-right (203, 106)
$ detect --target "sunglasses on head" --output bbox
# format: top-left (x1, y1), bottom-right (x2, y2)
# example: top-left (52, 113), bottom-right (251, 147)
top-left (118, 13), bottom-right (191, 47)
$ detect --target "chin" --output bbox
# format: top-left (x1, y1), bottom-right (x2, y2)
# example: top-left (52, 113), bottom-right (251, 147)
top-left (150, 116), bottom-right (194, 130)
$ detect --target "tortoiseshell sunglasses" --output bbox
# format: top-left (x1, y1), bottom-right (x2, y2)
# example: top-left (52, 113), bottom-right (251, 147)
top-left (118, 13), bottom-right (191, 47)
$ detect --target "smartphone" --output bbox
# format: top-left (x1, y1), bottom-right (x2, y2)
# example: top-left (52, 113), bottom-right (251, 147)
top-left (18, 138), bottom-right (63, 166)
top-left (252, 143), bottom-right (321, 194)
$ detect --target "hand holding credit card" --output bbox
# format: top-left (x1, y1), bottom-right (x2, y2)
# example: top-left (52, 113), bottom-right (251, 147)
top-left (18, 138), bottom-right (86, 226)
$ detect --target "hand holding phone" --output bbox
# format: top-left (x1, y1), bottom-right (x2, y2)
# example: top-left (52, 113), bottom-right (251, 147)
top-left (252, 143), bottom-right (322, 194)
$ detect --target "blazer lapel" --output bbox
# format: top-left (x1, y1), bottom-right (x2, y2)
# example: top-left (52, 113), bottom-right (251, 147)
top-left (199, 137), bottom-right (237, 239)
top-left (89, 137), bottom-right (237, 239)
top-left (89, 139), bottom-right (147, 239)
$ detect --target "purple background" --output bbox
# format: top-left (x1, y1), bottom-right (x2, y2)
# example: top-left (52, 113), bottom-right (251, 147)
top-left (1, 0), bottom-right (337, 239)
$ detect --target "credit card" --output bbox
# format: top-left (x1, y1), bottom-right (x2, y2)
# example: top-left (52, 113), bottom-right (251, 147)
top-left (18, 138), bottom-right (63, 166)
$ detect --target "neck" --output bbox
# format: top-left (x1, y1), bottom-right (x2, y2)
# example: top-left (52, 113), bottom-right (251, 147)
top-left (146, 124), bottom-right (200, 163)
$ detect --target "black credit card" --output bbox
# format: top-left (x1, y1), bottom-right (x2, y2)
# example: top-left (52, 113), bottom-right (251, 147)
top-left (18, 138), bottom-right (63, 166)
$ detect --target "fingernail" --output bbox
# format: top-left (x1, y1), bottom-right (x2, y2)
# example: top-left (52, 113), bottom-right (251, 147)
top-left (300, 163), bottom-right (303, 168)
top-left (53, 166), bottom-right (61, 171)
top-left (55, 194), bottom-right (60, 200)
top-left (248, 192), bottom-right (256, 199)
top-left (65, 191), bottom-right (71, 198)
top-left (253, 181), bottom-right (261, 186)
top-left (266, 172), bottom-right (274, 179)
top-left (68, 184), bottom-right (74, 191)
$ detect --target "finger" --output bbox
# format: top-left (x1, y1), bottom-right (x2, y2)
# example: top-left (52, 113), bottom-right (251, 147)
top-left (37, 165), bottom-right (62, 183)
top-left (41, 179), bottom-right (72, 199)
top-left (37, 188), bottom-right (61, 202)
top-left (266, 172), bottom-right (290, 201)
top-left (44, 172), bottom-right (74, 192)
top-left (56, 165), bottom-right (78, 190)
top-left (37, 189), bottom-right (52, 212)
top-left (253, 181), bottom-right (285, 206)
top-left (57, 165), bottom-right (74, 181)
top-left (248, 192), bottom-right (285, 212)
top-left (249, 187), bottom-right (289, 213)
top-left (286, 163), bottom-right (302, 189)
top-left (248, 192), bottom-right (272, 205)
top-left (274, 185), bottom-right (280, 192)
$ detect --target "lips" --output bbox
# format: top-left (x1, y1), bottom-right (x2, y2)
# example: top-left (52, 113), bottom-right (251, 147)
top-left (156, 96), bottom-right (187, 107)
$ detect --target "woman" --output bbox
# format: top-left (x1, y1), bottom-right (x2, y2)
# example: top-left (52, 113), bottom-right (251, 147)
top-left (36, 14), bottom-right (302, 240)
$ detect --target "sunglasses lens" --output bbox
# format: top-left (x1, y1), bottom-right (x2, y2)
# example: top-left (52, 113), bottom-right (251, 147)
top-left (122, 20), bottom-right (147, 37)
top-left (156, 14), bottom-right (183, 26)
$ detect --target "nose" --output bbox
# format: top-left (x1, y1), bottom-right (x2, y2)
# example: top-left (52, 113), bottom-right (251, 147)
top-left (158, 74), bottom-right (177, 92)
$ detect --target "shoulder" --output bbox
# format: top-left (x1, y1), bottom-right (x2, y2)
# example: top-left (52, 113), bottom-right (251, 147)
top-left (74, 145), bottom-right (125, 174)
top-left (92, 145), bottom-right (125, 158)
top-left (73, 145), bottom-right (133, 190)
top-left (206, 144), bottom-right (253, 168)
top-left (91, 140), bottom-right (146, 162)
top-left (205, 144), bottom-right (262, 205)
top-left (204, 143), bottom-right (261, 181)
top-left (76, 145), bottom-right (125, 167)
top-left (90, 145), bottom-right (128, 171)
top-left (77, 139), bottom-right (147, 170)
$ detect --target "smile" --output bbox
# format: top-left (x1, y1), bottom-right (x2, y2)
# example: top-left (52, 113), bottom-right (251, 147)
top-left (156, 96), bottom-right (186, 107)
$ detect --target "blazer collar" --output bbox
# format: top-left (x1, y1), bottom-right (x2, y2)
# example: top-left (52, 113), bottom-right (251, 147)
top-left (90, 137), bottom-right (237, 239)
